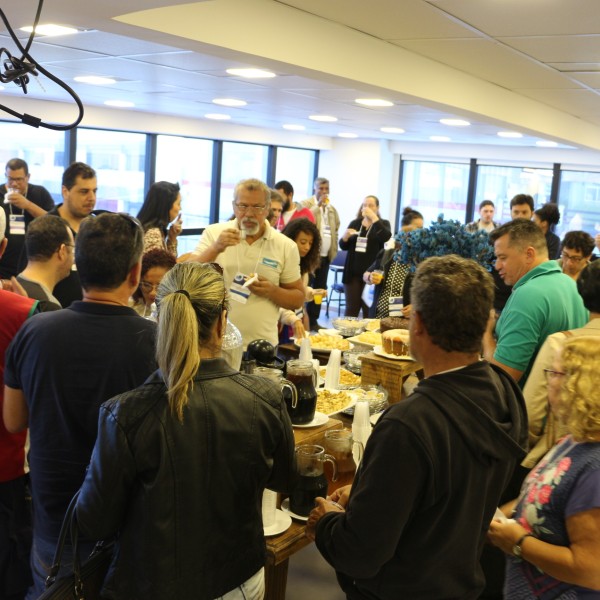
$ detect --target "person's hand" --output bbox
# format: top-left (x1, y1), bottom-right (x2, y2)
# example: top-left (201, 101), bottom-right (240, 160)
top-left (401, 304), bottom-right (412, 317)
top-left (4, 191), bottom-right (29, 211)
top-left (168, 213), bottom-right (183, 241)
top-left (343, 228), bottom-right (358, 242)
top-left (488, 520), bottom-right (529, 555)
top-left (292, 319), bottom-right (306, 340)
top-left (213, 228), bottom-right (241, 253)
top-left (248, 275), bottom-right (275, 299)
top-left (485, 308), bottom-right (498, 336)
top-left (596, 233), bottom-right (600, 252)
top-left (0, 277), bottom-right (29, 296)
top-left (361, 206), bottom-right (379, 223)
top-left (305, 497), bottom-right (344, 541)
top-left (329, 484), bottom-right (352, 508)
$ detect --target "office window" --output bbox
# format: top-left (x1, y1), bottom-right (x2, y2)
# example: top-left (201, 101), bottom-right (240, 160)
top-left (76, 128), bottom-right (146, 215)
top-left (558, 170), bottom-right (600, 238)
top-left (400, 160), bottom-right (470, 225)
top-left (0, 122), bottom-right (65, 203)
top-left (274, 147), bottom-right (317, 200)
top-left (156, 134), bottom-right (213, 230)
top-left (219, 142), bottom-right (268, 220)
top-left (475, 165), bottom-right (553, 224)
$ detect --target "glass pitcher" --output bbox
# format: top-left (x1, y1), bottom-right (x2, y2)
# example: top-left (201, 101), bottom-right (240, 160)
top-left (323, 429), bottom-right (364, 494)
top-left (252, 366), bottom-right (297, 411)
top-left (284, 359), bottom-right (317, 425)
top-left (290, 444), bottom-right (337, 517)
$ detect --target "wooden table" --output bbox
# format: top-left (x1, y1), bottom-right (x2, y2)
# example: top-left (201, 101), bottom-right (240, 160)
top-left (360, 351), bottom-right (423, 405)
top-left (264, 417), bottom-right (343, 600)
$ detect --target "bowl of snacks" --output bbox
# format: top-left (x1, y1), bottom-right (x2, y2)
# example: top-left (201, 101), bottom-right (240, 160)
top-left (344, 385), bottom-right (389, 416)
top-left (343, 349), bottom-right (369, 374)
top-left (332, 317), bottom-right (369, 337)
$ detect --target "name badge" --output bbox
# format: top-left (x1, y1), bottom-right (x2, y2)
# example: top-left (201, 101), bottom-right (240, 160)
top-left (294, 307), bottom-right (304, 319)
top-left (9, 214), bottom-right (25, 235)
top-left (355, 236), bottom-right (368, 253)
top-left (323, 225), bottom-right (331, 237)
top-left (389, 296), bottom-right (404, 317)
top-left (230, 272), bottom-right (252, 304)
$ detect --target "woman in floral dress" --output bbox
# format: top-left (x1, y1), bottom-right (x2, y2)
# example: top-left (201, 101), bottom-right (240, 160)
top-left (489, 336), bottom-right (600, 599)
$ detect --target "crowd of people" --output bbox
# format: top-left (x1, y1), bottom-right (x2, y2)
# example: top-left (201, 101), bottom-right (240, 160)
top-left (1, 157), bottom-right (600, 600)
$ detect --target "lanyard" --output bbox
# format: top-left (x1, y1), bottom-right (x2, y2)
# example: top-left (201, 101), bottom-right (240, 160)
top-left (236, 235), bottom-right (266, 275)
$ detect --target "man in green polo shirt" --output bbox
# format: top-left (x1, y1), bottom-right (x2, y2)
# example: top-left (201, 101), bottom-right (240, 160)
top-left (483, 218), bottom-right (588, 387)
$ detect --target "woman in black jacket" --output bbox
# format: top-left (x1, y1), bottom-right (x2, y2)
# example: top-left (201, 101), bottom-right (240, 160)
top-left (75, 262), bottom-right (296, 600)
top-left (339, 195), bottom-right (391, 317)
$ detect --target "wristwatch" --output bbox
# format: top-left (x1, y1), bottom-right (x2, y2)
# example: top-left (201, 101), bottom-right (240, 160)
top-left (512, 533), bottom-right (533, 557)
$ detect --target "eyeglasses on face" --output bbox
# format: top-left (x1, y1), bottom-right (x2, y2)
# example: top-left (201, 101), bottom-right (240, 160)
top-left (560, 252), bottom-right (584, 263)
top-left (544, 368), bottom-right (566, 382)
top-left (233, 202), bottom-right (267, 214)
top-left (6, 175), bottom-right (26, 183)
top-left (139, 281), bottom-right (160, 293)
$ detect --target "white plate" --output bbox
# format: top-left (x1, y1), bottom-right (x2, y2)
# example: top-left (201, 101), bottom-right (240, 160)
top-left (292, 411), bottom-right (328, 428)
top-left (263, 509), bottom-right (292, 536)
top-left (281, 498), bottom-right (308, 522)
top-left (316, 390), bottom-right (357, 416)
top-left (347, 333), bottom-right (382, 348)
top-left (319, 328), bottom-right (340, 336)
top-left (373, 345), bottom-right (415, 361)
top-left (294, 338), bottom-right (354, 354)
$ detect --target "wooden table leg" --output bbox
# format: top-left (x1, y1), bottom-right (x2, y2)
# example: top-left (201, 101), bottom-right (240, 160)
top-left (265, 558), bottom-right (289, 600)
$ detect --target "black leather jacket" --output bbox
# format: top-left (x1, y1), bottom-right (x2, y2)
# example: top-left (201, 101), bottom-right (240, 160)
top-left (76, 358), bottom-right (296, 600)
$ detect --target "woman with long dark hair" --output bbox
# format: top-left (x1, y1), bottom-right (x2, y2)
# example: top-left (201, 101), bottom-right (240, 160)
top-left (76, 262), bottom-right (296, 599)
top-left (136, 181), bottom-right (182, 256)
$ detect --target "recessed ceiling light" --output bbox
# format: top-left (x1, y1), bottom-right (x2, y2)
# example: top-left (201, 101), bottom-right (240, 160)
top-left (104, 100), bottom-right (134, 108)
top-left (21, 24), bottom-right (78, 36)
top-left (536, 140), bottom-right (558, 148)
top-left (212, 98), bottom-right (247, 107)
top-left (75, 76), bottom-right (116, 86)
top-left (309, 115), bottom-right (338, 122)
top-left (430, 136), bottom-right (451, 142)
top-left (226, 68), bottom-right (276, 79)
top-left (440, 118), bottom-right (470, 127)
top-left (497, 131), bottom-right (523, 138)
top-left (282, 124), bottom-right (306, 131)
top-left (205, 113), bottom-right (231, 120)
top-left (338, 133), bottom-right (358, 138)
top-left (381, 127), bottom-right (405, 134)
top-left (355, 98), bottom-right (393, 107)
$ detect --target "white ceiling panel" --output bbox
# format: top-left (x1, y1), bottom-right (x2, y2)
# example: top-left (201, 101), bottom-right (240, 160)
top-left (516, 88), bottom-right (600, 116)
top-left (499, 35), bottom-right (600, 64)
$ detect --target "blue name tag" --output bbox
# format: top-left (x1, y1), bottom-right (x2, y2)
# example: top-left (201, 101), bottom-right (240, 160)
top-left (262, 257), bottom-right (279, 269)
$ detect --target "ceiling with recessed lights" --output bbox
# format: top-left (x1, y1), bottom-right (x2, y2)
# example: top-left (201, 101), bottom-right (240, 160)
top-left (2, 0), bottom-right (600, 150)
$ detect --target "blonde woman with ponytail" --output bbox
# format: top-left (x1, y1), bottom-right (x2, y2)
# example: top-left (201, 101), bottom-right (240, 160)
top-left (76, 262), bottom-right (296, 600)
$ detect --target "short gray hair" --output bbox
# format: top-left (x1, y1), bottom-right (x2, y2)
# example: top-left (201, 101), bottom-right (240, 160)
top-left (233, 178), bottom-right (270, 207)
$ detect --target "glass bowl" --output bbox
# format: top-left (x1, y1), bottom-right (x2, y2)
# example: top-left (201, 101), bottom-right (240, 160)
top-left (344, 385), bottom-right (389, 416)
top-left (332, 317), bottom-right (369, 337)
top-left (343, 349), bottom-right (369, 374)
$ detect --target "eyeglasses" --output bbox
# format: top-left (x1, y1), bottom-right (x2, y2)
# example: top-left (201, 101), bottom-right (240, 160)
top-left (561, 252), bottom-right (585, 263)
top-left (233, 202), bottom-right (267, 213)
top-left (139, 281), bottom-right (160, 293)
top-left (544, 368), bottom-right (566, 381)
top-left (6, 175), bottom-right (26, 184)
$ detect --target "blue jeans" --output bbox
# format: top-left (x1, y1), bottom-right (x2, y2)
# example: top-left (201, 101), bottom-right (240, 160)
top-left (26, 535), bottom-right (95, 600)
top-left (215, 568), bottom-right (265, 600)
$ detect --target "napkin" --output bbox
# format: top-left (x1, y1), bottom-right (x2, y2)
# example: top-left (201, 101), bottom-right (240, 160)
top-left (299, 337), bottom-right (313, 362)
top-left (325, 348), bottom-right (341, 390)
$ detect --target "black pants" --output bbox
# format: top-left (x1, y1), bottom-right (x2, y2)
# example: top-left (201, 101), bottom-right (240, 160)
top-left (307, 256), bottom-right (330, 327)
top-left (344, 276), bottom-right (369, 318)
top-left (0, 475), bottom-right (32, 600)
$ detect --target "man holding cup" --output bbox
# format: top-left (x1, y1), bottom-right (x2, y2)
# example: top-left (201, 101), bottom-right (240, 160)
top-left (0, 158), bottom-right (54, 281)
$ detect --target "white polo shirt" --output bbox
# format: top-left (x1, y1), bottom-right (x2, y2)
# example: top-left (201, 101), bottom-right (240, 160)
top-left (194, 221), bottom-right (301, 348)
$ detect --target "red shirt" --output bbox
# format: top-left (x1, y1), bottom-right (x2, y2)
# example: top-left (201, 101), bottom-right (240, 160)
top-left (0, 289), bottom-right (37, 482)
top-left (277, 206), bottom-right (315, 231)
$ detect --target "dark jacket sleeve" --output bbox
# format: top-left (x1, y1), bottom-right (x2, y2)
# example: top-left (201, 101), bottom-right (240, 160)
top-left (367, 248), bottom-right (386, 273)
top-left (315, 418), bottom-right (430, 578)
top-left (76, 402), bottom-right (136, 541)
top-left (370, 219), bottom-right (392, 244)
top-left (339, 219), bottom-right (361, 251)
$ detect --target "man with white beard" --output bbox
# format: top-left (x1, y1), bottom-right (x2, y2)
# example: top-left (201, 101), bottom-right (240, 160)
top-left (191, 178), bottom-right (304, 348)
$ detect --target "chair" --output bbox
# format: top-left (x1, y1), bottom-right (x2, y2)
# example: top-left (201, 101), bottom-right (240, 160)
top-left (325, 250), bottom-right (347, 317)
